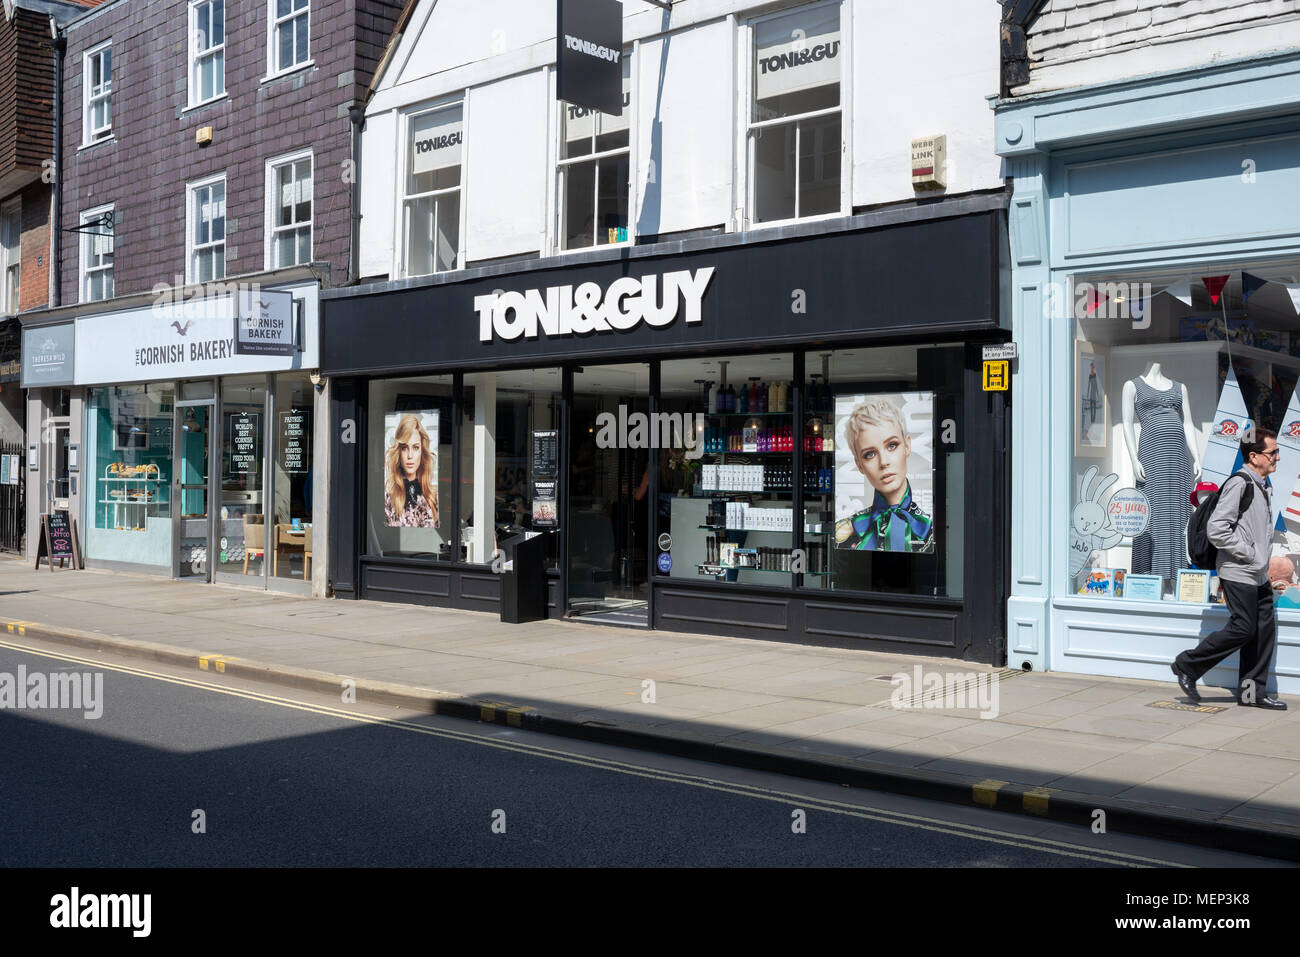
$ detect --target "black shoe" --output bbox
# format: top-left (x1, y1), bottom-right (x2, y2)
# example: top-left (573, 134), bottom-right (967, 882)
top-left (1238, 695), bottom-right (1288, 710)
top-left (1171, 660), bottom-right (1201, 702)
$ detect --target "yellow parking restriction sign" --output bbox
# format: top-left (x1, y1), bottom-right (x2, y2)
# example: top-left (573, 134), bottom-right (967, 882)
top-left (982, 360), bottom-right (1009, 392)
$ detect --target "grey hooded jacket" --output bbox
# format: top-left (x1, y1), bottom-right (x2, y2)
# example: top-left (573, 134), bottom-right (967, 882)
top-left (1208, 467), bottom-right (1273, 586)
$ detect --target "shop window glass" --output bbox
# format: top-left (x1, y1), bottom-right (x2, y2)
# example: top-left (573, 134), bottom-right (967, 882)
top-left (367, 376), bottom-right (453, 560)
top-left (1068, 270), bottom-right (1300, 605)
top-left (217, 376), bottom-right (265, 578)
top-left (658, 354), bottom-right (795, 586)
top-left (463, 369), bottom-right (562, 570)
top-left (749, 3), bottom-right (842, 224)
top-left (570, 363), bottom-right (651, 609)
top-left (273, 373), bottom-right (314, 581)
top-left (190, 0), bottom-right (225, 106)
top-left (83, 384), bottom-right (173, 566)
top-left (801, 347), bottom-right (963, 599)
top-left (404, 105), bottom-right (462, 276)
top-left (559, 56), bottom-right (630, 250)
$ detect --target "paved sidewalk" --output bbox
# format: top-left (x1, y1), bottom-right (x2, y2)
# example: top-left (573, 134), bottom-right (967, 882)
top-left (3, 556), bottom-right (1300, 858)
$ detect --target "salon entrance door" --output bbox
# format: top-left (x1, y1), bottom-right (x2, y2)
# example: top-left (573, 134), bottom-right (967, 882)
top-left (174, 402), bottom-right (215, 581)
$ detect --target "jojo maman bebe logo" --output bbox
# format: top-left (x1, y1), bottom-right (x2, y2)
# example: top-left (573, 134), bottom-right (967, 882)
top-left (476, 267), bottom-right (714, 343)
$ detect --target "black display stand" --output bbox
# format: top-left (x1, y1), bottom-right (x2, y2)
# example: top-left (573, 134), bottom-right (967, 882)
top-left (35, 511), bottom-right (82, 571)
top-left (499, 530), bottom-right (550, 624)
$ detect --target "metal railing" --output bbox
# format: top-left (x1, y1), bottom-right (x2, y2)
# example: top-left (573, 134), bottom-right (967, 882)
top-left (0, 442), bottom-right (25, 553)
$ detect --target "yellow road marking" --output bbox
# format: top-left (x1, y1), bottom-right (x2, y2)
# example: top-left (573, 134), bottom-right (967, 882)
top-left (1024, 787), bottom-right (1054, 816)
top-left (0, 636), bottom-right (1189, 868)
top-left (973, 779), bottom-right (1005, 809)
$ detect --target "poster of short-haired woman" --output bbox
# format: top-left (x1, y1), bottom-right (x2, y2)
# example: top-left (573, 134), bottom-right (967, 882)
top-left (834, 393), bottom-right (935, 553)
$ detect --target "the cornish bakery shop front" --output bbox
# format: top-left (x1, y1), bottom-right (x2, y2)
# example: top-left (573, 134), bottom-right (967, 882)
top-left (322, 204), bottom-right (1012, 661)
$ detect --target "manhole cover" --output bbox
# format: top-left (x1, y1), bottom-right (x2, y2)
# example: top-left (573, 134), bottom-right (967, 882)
top-left (1147, 700), bottom-right (1226, 714)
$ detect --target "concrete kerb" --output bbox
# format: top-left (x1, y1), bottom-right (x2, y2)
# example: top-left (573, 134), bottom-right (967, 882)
top-left (5, 618), bottom-right (1300, 863)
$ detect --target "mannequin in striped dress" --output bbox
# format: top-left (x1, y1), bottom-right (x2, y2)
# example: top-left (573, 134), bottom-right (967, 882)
top-left (1121, 363), bottom-right (1202, 585)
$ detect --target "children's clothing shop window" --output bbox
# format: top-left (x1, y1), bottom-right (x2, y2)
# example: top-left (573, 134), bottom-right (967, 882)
top-left (1068, 268), bottom-right (1300, 605)
top-left (188, 178), bottom-right (226, 282)
top-left (83, 43), bottom-right (112, 144)
top-left (462, 369), bottom-right (562, 570)
top-left (80, 206), bottom-right (115, 303)
top-left (558, 55), bottom-right (630, 251)
top-left (270, 0), bottom-right (310, 75)
top-left (83, 384), bottom-right (174, 566)
top-left (749, 3), bottom-right (842, 224)
top-left (1, 202), bottom-right (19, 314)
top-left (403, 105), bottom-right (461, 276)
top-left (268, 152), bottom-right (312, 268)
top-left (367, 376), bottom-right (453, 561)
top-left (803, 347), bottom-right (963, 598)
top-left (189, 0), bottom-right (225, 106)
top-left (657, 354), bottom-right (795, 586)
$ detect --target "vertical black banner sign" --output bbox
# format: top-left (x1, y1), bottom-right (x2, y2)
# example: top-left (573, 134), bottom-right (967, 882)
top-left (557, 0), bottom-right (624, 116)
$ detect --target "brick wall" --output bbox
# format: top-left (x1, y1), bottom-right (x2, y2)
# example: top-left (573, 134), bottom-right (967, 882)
top-left (19, 182), bottom-right (51, 312)
top-left (1027, 0), bottom-right (1300, 71)
top-left (60, 0), bottom-right (404, 303)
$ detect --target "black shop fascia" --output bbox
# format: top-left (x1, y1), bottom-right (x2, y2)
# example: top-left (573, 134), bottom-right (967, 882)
top-left (321, 201), bottom-right (1013, 663)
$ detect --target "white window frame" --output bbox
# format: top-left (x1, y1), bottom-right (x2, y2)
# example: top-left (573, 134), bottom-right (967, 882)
top-left (397, 100), bottom-right (464, 278)
top-left (264, 149), bottom-right (313, 270)
top-left (1, 201), bottom-right (19, 314)
top-left (742, 0), bottom-right (848, 230)
top-left (266, 0), bottom-right (312, 79)
top-left (186, 174), bottom-right (227, 283)
top-left (79, 204), bottom-right (115, 304)
top-left (82, 41), bottom-right (113, 146)
top-left (188, 0), bottom-right (226, 108)
top-left (553, 50), bottom-right (634, 255)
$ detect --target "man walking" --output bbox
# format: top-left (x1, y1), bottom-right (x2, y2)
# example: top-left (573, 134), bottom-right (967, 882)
top-left (1172, 428), bottom-right (1287, 709)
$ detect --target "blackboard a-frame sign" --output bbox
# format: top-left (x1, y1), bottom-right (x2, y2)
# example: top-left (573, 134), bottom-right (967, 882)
top-left (35, 511), bottom-right (82, 571)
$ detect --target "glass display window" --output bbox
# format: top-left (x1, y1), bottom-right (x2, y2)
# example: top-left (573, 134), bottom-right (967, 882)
top-left (802, 346), bottom-right (964, 599)
top-left (658, 354), bottom-right (795, 586)
top-left (1067, 267), bottom-right (1300, 603)
top-left (272, 373), bottom-right (314, 581)
top-left (84, 383), bottom-right (174, 566)
top-left (367, 375), bottom-right (453, 560)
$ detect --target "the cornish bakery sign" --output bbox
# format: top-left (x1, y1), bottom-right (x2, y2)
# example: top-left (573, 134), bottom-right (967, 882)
top-left (74, 287), bottom-right (307, 385)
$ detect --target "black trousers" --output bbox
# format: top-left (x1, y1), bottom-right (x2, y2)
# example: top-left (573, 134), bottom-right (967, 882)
top-left (1177, 579), bottom-right (1277, 697)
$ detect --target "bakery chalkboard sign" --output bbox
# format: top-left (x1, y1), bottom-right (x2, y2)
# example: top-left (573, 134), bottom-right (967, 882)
top-left (35, 511), bottom-right (82, 571)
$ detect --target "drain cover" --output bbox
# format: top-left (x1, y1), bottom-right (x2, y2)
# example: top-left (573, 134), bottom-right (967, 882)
top-left (1147, 700), bottom-right (1227, 714)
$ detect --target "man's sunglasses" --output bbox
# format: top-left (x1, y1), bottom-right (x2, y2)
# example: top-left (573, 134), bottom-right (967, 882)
top-left (1253, 448), bottom-right (1281, 459)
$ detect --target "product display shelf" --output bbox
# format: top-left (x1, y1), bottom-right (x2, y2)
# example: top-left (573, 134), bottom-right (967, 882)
top-left (99, 465), bottom-right (166, 532)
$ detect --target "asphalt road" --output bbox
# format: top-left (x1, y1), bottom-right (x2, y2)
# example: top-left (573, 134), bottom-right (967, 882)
top-left (0, 639), bottom-right (1286, 868)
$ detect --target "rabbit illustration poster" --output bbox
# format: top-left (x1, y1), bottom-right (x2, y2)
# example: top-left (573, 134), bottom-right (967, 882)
top-left (1070, 466), bottom-right (1127, 581)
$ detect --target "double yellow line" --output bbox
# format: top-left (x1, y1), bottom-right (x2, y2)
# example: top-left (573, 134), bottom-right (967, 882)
top-left (0, 635), bottom-right (1188, 868)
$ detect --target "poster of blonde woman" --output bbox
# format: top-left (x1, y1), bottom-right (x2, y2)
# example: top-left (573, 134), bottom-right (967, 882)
top-left (383, 411), bottom-right (439, 527)
top-left (834, 393), bottom-right (935, 553)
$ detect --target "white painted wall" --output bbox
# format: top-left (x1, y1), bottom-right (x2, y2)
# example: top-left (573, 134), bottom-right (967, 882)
top-left (358, 108), bottom-right (396, 280)
top-left (852, 0), bottom-right (1002, 207)
top-left (1020, 0), bottom-right (1300, 95)
top-left (634, 18), bottom-right (736, 236)
top-left (464, 70), bottom-right (550, 262)
top-left (359, 0), bottom-right (1003, 277)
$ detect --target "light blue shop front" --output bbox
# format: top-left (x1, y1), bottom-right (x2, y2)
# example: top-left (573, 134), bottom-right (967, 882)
top-left (995, 51), bottom-right (1300, 693)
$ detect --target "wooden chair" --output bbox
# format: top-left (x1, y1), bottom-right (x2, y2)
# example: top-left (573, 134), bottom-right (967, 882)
top-left (303, 526), bottom-right (312, 580)
top-left (243, 514), bottom-right (265, 574)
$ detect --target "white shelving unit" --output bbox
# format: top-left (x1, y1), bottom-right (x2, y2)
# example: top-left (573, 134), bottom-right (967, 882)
top-left (99, 465), bottom-right (164, 532)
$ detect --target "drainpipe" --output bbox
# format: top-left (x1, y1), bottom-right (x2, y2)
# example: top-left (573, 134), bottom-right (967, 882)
top-left (50, 27), bottom-right (65, 307)
top-left (347, 103), bottom-right (364, 285)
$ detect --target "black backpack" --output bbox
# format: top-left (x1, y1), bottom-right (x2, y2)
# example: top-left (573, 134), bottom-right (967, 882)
top-left (1187, 473), bottom-right (1254, 570)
